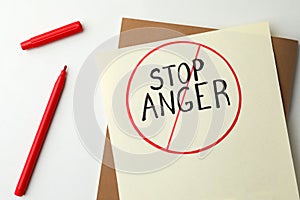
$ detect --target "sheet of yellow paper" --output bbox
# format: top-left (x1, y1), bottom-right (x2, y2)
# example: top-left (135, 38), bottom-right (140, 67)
top-left (97, 23), bottom-right (299, 199)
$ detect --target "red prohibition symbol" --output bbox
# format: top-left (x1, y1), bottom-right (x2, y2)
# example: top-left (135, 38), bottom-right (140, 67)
top-left (126, 41), bottom-right (242, 154)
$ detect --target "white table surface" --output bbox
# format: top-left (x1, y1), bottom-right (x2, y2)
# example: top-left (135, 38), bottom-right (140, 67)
top-left (1, 0), bottom-right (299, 199)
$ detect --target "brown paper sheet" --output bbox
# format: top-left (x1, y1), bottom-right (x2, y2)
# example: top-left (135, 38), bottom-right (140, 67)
top-left (97, 18), bottom-right (299, 200)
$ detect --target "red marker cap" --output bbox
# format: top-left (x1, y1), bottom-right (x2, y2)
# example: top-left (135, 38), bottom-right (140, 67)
top-left (21, 21), bottom-right (83, 50)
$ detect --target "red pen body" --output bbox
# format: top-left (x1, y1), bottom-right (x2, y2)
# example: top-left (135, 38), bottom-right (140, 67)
top-left (21, 21), bottom-right (83, 50)
top-left (15, 66), bottom-right (67, 196)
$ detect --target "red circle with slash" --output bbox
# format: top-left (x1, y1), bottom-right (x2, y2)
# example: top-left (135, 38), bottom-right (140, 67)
top-left (126, 41), bottom-right (242, 154)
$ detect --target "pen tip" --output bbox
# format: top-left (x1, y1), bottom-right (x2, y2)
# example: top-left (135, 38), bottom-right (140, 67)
top-left (63, 65), bottom-right (67, 71)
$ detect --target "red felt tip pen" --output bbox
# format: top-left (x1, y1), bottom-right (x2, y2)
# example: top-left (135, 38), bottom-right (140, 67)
top-left (15, 66), bottom-right (67, 196)
top-left (21, 21), bottom-right (83, 50)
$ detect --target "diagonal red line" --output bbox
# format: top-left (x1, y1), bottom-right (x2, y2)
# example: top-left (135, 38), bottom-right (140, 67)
top-left (166, 45), bottom-right (201, 150)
